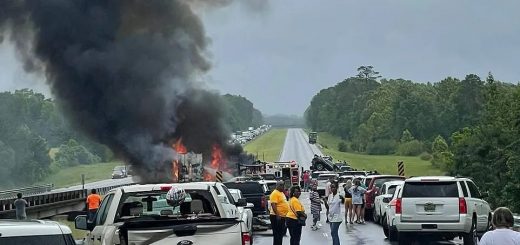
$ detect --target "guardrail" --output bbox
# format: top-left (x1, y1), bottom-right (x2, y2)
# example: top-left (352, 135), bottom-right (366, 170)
top-left (0, 184), bottom-right (54, 200)
top-left (0, 183), bottom-right (134, 215)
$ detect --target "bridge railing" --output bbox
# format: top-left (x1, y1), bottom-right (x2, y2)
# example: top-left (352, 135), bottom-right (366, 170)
top-left (0, 183), bottom-right (134, 216)
top-left (0, 184), bottom-right (54, 200)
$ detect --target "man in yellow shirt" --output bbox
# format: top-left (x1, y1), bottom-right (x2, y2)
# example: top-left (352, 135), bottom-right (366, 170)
top-left (269, 180), bottom-right (289, 245)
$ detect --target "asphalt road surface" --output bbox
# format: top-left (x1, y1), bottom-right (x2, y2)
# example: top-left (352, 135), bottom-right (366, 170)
top-left (50, 176), bottom-right (136, 193)
top-left (254, 128), bottom-right (464, 245)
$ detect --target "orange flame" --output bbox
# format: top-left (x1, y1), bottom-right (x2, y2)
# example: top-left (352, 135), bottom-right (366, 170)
top-left (171, 138), bottom-right (188, 182)
top-left (204, 144), bottom-right (223, 181)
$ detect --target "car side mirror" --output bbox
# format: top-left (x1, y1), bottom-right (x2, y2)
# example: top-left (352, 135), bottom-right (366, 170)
top-left (75, 215), bottom-right (94, 231)
top-left (383, 197), bottom-right (391, 203)
top-left (246, 202), bottom-right (254, 209)
top-left (236, 198), bottom-right (247, 207)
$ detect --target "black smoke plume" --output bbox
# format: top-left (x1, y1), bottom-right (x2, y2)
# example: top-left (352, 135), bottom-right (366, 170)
top-left (0, 0), bottom-right (250, 183)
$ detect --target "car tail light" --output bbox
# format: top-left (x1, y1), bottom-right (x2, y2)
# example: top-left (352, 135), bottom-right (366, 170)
top-left (395, 198), bottom-right (402, 214)
top-left (160, 186), bottom-right (172, 191)
top-left (261, 196), bottom-right (266, 209)
top-left (242, 232), bottom-right (251, 245)
top-left (459, 197), bottom-right (467, 214)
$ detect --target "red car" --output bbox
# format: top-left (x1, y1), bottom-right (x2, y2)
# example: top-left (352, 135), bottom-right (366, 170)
top-left (363, 175), bottom-right (406, 220)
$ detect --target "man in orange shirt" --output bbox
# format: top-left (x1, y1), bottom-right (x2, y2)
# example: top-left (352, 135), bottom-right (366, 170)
top-left (269, 180), bottom-right (289, 245)
top-left (86, 189), bottom-right (101, 222)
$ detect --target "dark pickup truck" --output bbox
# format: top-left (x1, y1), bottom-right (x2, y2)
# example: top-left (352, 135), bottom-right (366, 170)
top-left (224, 181), bottom-right (268, 216)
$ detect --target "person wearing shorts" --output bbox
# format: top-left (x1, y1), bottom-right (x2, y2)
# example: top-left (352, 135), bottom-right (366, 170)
top-left (348, 179), bottom-right (366, 224)
top-left (343, 180), bottom-right (354, 224)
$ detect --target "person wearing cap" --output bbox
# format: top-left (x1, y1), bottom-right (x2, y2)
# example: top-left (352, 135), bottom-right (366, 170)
top-left (269, 180), bottom-right (289, 245)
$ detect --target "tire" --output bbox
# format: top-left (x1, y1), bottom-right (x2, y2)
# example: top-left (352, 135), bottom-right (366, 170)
top-left (373, 207), bottom-right (380, 224)
top-left (463, 218), bottom-right (478, 245)
top-left (382, 216), bottom-right (389, 238)
top-left (389, 224), bottom-right (398, 242)
top-left (316, 163), bottom-right (324, 171)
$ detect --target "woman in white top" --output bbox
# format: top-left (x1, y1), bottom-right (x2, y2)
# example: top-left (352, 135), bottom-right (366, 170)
top-left (480, 207), bottom-right (520, 245)
top-left (327, 184), bottom-right (344, 245)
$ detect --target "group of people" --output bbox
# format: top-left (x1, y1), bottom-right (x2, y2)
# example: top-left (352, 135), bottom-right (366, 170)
top-left (269, 177), bottom-right (368, 245)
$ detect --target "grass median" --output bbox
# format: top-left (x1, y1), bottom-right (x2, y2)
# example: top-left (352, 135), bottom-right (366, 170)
top-left (244, 128), bottom-right (288, 162)
top-left (38, 161), bottom-right (123, 188)
top-left (316, 132), bottom-right (444, 177)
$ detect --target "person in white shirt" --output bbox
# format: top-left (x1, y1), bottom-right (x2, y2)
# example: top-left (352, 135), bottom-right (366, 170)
top-left (327, 184), bottom-right (344, 245)
top-left (480, 207), bottom-right (520, 245)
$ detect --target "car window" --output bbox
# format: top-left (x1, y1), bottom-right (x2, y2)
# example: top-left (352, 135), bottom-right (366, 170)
top-left (96, 193), bottom-right (114, 225)
top-left (364, 178), bottom-right (372, 187)
top-left (0, 234), bottom-right (75, 245)
top-left (221, 185), bottom-right (237, 204)
top-left (466, 181), bottom-right (481, 198)
top-left (373, 177), bottom-right (405, 189)
top-left (381, 184), bottom-right (387, 194)
top-left (402, 182), bottom-right (459, 198)
top-left (460, 181), bottom-right (469, 197)
top-left (387, 185), bottom-right (398, 195)
top-left (224, 182), bottom-right (264, 194)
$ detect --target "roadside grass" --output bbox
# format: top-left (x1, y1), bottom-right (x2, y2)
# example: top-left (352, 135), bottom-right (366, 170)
top-left (50, 215), bottom-right (87, 239)
top-left (317, 132), bottom-right (444, 177)
top-left (37, 161), bottom-right (123, 188)
top-left (244, 128), bottom-right (288, 162)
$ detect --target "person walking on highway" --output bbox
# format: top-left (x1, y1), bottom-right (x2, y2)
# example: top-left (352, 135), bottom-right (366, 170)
top-left (86, 189), bottom-right (102, 222)
top-left (303, 171), bottom-right (310, 192)
top-left (270, 180), bottom-right (289, 245)
top-left (343, 180), bottom-right (354, 224)
top-left (327, 184), bottom-right (344, 245)
top-left (309, 183), bottom-right (322, 230)
top-left (480, 207), bottom-right (520, 245)
top-left (286, 186), bottom-right (306, 245)
top-left (14, 193), bottom-right (28, 220)
top-left (349, 179), bottom-right (366, 224)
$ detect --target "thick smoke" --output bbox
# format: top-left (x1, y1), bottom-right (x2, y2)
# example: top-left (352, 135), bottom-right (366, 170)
top-left (0, 0), bottom-right (250, 183)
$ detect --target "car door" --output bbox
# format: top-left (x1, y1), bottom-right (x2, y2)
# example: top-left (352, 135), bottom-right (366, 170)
top-left (466, 181), bottom-right (488, 231)
top-left (87, 193), bottom-right (115, 245)
top-left (374, 183), bottom-right (386, 216)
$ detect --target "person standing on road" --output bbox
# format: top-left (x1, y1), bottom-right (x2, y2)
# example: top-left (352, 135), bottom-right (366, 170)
top-left (14, 193), bottom-right (28, 220)
top-left (343, 180), bottom-right (354, 224)
top-left (327, 184), bottom-right (344, 245)
top-left (286, 186), bottom-right (306, 245)
top-left (309, 183), bottom-right (322, 230)
top-left (269, 180), bottom-right (289, 245)
top-left (303, 171), bottom-right (310, 192)
top-left (86, 189), bottom-right (102, 222)
top-left (349, 179), bottom-right (366, 224)
top-left (480, 207), bottom-right (520, 245)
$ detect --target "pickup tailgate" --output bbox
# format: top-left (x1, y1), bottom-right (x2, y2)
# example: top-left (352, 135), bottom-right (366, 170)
top-left (401, 181), bottom-right (460, 222)
top-left (224, 182), bottom-right (267, 216)
top-left (125, 220), bottom-right (243, 245)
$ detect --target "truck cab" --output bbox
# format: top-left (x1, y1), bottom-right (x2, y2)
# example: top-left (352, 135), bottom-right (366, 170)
top-left (75, 182), bottom-right (250, 245)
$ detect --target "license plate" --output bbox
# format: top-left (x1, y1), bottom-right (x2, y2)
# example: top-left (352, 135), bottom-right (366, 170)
top-left (424, 203), bottom-right (436, 212)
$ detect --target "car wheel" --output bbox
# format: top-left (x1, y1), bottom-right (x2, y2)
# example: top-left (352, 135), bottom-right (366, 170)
top-left (389, 225), bottom-right (398, 242)
top-left (316, 164), bottom-right (324, 171)
top-left (372, 207), bottom-right (379, 224)
top-left (382, 216), bottom-right (389, 238)
top-left (463, 218), bottom-right (477, 245)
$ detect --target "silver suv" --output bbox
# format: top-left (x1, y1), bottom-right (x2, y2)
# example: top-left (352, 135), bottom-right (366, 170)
top-left (392, 176), bottom-right (491, 245)
top-left (0, 219), bottom-right (79, 245)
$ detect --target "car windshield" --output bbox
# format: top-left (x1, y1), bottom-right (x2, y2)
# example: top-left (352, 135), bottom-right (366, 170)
top-left (116, 189), bottom-right (219, 221)
top-left (373, 177), bottom-right (405, 189)
top-left (387, 185), bottom-right (398, 195)
top-left (402, 182), bottom-right (459, 198)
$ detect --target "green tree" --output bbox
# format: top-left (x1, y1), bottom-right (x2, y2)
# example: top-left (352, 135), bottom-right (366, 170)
top-left (400, 129), bottom-right (414, 143)
top-left (357, 66), bottom-right (382, 81)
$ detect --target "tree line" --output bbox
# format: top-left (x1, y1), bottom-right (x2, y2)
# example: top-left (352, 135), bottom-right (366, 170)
top-left (0, 90), bottom-right (263, 188)
top-left (305, 68), bottom-right (520, 212)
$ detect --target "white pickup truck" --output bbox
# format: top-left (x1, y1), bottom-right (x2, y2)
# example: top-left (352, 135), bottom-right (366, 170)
top-left (75, 182), bottom-right (251, 245)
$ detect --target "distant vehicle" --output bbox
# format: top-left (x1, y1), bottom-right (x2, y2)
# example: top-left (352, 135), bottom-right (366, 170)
top-left (363, 175), bottom-right (406, 220)
top-left (343, 171), bottom-right (367, 177)
top-left (112, 165), bottom-right (128, 178)
top-left (0, 219), bottom-right (77, 244)
top-left (259, 173), bottom-right (276, 180)
top-left (386, 176), bottom-right (491, 245)
top-left (373, 180), bottom-right (404, 224)
top-left (308, 132), bottom-right (318, 144)
top-left (316, 173), bottom-right (338, 196)
top-left (310, 155), bottom-right (338, 171)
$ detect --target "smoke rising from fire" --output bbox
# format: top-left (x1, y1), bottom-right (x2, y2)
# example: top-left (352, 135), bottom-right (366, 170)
top-left (0, 0), bottom-right (257, 183)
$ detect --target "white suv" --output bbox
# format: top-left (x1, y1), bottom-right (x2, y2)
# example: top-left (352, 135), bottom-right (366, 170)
top-left (0, 219), bottom-right (79, 245)
top-left (390, 176), bottom-right (491, 245)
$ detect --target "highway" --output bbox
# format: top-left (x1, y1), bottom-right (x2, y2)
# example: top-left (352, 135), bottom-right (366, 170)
top-left (255, 128), bottom-right (463, 245)
top-left (50, 176), bottom-right (136, 193)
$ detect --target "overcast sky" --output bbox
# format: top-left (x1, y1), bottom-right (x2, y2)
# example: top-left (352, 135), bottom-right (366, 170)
top-left (1, 0), bottom-right (519, 115)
